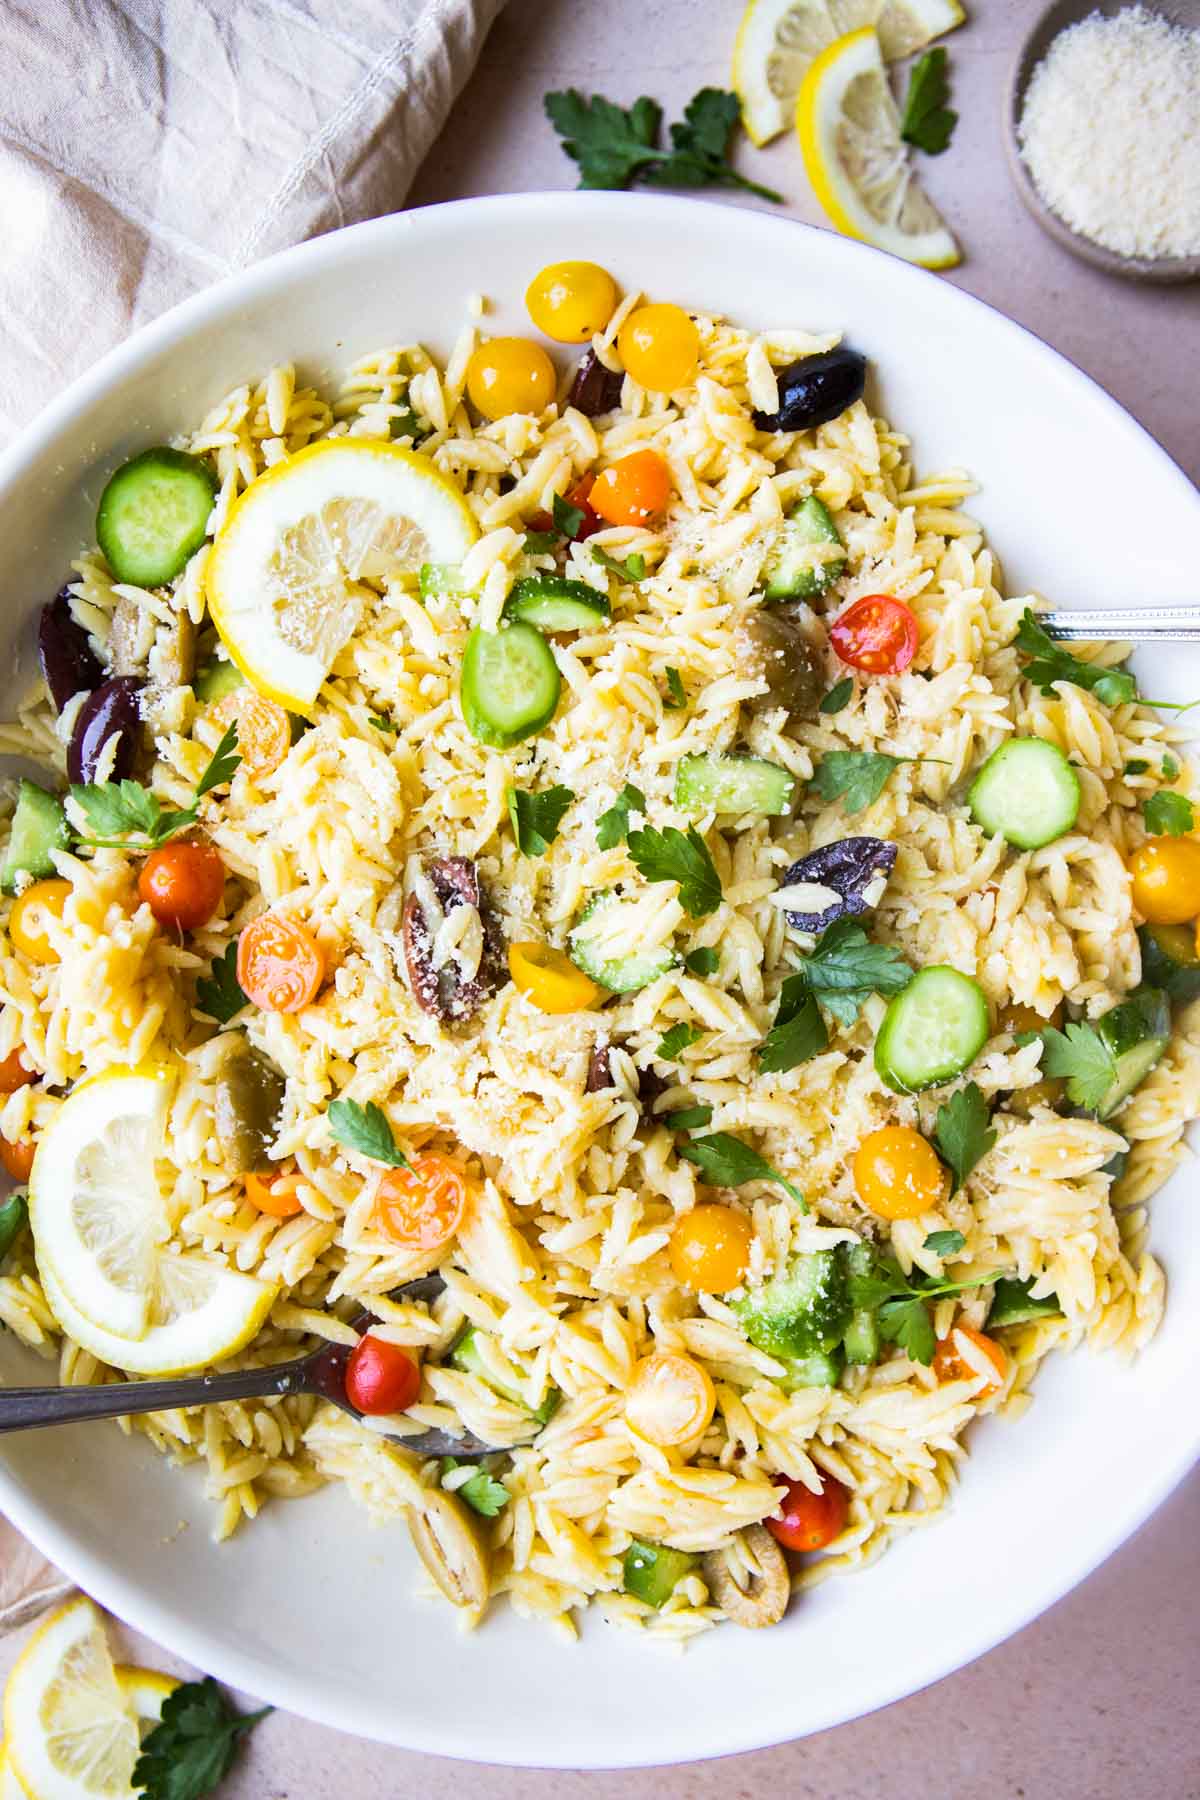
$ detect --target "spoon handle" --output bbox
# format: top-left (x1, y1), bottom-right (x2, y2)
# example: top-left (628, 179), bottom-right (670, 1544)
top-left (1042, 607), bottom-right (1200, 642)
top-left (0, 1361), bottom-right (308, 1434)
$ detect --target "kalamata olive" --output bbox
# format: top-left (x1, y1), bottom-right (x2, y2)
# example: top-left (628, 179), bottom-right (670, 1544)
top-left (736, 602), bottom-right (825, 718)
top-left (777, 837), bottom-right (897, 933)
top-left (66, 676), bottom-right (144, 784)
top-left (568, 351), bottom-right (624, 418)
top-left (213, 1038), bottom-right (285, 1174)
top-left (752, 347), bottom-right (867, 435)
top-left (585, 1044), bottom-right (613, 1092)
top-left (402, 855), bottom-right (507, 1024)
top-left (38, 588), bottom-right (101, 713)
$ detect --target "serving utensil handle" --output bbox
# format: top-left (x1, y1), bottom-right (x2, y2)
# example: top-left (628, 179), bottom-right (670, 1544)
top-left (1042, 607), bottom-right (1200, 642)
top-left (0, 1362), bottom-right (307, 1434)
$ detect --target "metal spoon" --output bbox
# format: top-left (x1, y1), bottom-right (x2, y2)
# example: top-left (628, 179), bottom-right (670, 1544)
top-left (1041, 607), bottom-right (1200, 643)
top-left (0, 1276), bottom-right (496, 1461)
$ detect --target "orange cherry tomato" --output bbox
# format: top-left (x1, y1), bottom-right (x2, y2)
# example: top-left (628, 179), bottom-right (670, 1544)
top-left (344, 1334), bottom-right (421, 1415)
top-left (0, 1049), bottom-right (35, 1095)
top-left (617, 303), bottom-right (699, 392)
top-left (1129, 836), bottom-right (1200, 925)
top-left (0, 1136), bottom-right (35, 1182)
top-left (854, 1126), bottom-right (947, 1220)
top-left (244, 1169), bottom-right (305, 1218)
top-left (669, 1204), bottom-right (752, 1292)
top-left (525, 260), bottom-right (618, 344)
top-left (624, 1351), bottom-right (716, 1448)
top-left (212, 689), bottom-right (291, 780)
top-left (767, 1472), bottom-right (850, 1553)
top-left (374, 1152), bottom-right (471, 1253)
top-left (830, 595), bottom-right (919, 676)
top-left (138, 840), bottom-right (225, 932)
top-left (997, 1001), bottom-right (1064, 1034)
top-left (8, 879), bottom-right (72, 964)
top-left (237, 912), bottom-right (326, 1013)
top-left (590, 450), bottom-right (672, 528)
top-left (932, 1322), bottom-right (1008, 1399)
top-left (466, 338), bottom-right (557, 420)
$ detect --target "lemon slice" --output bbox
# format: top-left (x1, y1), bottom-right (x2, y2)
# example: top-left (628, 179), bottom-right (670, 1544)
top-left (4, 1597), bottom-right (141, 1800)
top-left (207, 438), bottom-right (478, 713)
top-left (733, 0), bottom-right (964, 144)
top-left (0, 1749), bottom-right (28, 1800)
top-left (797, 27), bottom-right (960, 268)
top-left (114, 1666), bottom-right (180, 1729)
top-left (39, 1252), bottom-right (275, 1378)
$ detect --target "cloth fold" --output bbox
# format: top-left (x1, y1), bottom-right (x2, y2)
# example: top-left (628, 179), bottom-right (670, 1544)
top-left (0, 0), bottom-right (503, 1626)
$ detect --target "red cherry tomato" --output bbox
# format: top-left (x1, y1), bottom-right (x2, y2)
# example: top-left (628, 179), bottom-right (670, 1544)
top-left (830, 595), bottom-right (919, 676)
top-left (766, 1473), bottom-right (850, 1553)
top-left (138, 840), bottom-right (226, 931)
top-left (527, 475), bottom-right (601, 543)
top-left (344, 1334), bottom-right (421, 1416)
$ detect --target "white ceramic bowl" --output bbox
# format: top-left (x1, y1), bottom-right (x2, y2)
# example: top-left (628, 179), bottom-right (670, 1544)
top-left (1, 195), bottom-right (1198, 1769)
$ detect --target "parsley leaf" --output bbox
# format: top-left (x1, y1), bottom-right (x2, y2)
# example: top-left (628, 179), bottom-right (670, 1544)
top-left (553, 491), bottom-right (586, 539)
top-left (641, 87), bottom-right (785, 202)
top-left (596, 781), bottom-right (646, 850)
top-left (592, 545), bottom-right (647, 582)
top-left (758, 972), bottom-right (828, 1074)
top-left (819, 676), bottom-right (854, 715)
top-left (0, 1191), bottom-right (27, 1265)
top-left (924, 1228), bottom-right (966, 1258)
top-left (507, 783), bottom-right (574, 857)
top-left (899, 48), bottom-right (957, 155)
top-left (1124, 759), bottom-right (1150, 776)
top-left (684, 946), bottom-right (719, 977)
top-left (797, 918), bottom-right (913, 1027)
top-left (1163, 753), bottom-right (1180, 780)
top-left (369, 713), bottom-right (397, 735)
top-left (656, 1022), bottom-right (702, 1060)
top-left (1039, 1021), bottom-right (1117, 1113)
top-left (933, 1082), bottom-right (997, 1192)
top-left (878, 1294), bottom-right (937, 1365)
top-left (546, 87), bottom-right (782, 202)
top-left (1144, 790), bottom-right (1195, 836)
top-left (663, 666), bottom-right (687, 709)
top-left (524, 529), bottom-right (560, 554)
top-left (195, 721), bottom-right (242, 798)
top-left (678, 1130), bottom-right (805, 1207)
top-left (627, 823), bottom-right (722, 916)
top-left (846, 1244), bottom-right (1004, 1365)
top-left (442, 1459), bottom-right (510, 1517)
top-left (1015, 609), bottom-right (1137, 705)
top-left (71, 723), bottom-right (240, 850)
top-left (328, 1099), bottom-right (410, 1168)
top-left (663, 1103), bottom-right (713, 1131)
top-left (131, 1676), bottom-right (270, 1800)
top-left (195, 943), bottom-right (248, 1024)
top-left (813, 751), bottom-right (911, 815)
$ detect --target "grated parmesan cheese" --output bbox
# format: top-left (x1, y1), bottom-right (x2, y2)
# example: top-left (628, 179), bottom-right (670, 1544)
top-left (1018, 5), bottom-right (1200, 260)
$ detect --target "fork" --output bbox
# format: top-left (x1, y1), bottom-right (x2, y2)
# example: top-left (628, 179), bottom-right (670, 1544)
top-left (1041, 607), bottom-right (1200, 643)
top-left (0, 1276), bottom-right (496, 1460)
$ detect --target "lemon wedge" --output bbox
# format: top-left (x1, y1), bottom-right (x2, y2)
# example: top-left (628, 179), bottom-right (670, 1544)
top-left (4, 1598), bottom-right (141, 1800)
top-left (206, 438), bottom-right (478, 713)
top-left (796, 27), bottom-right (961, 268)
top-left (114, 1666), bottom-right (180, 1729)
top-left (733, 0), bottom-right (963, 144)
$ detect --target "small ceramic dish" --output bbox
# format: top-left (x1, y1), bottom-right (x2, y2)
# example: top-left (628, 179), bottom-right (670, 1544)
top-left (1006, 0), bottom-right (1200, 284)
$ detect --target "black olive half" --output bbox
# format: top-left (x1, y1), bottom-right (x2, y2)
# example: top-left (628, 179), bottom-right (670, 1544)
top-left (753, 347), bottom-right (867, 435)
top-left (66, 676), bottom-right (144, 785)
top-left (778, 836), bottom-right (897, 933)
top-left (568, 351), bottom-right (624, 419)
top-left (38, 588), bottom-right (102, 713)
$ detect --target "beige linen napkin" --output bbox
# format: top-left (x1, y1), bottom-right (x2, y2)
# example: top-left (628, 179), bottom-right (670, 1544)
top-left (0, 0), bottom-right (504, 1626)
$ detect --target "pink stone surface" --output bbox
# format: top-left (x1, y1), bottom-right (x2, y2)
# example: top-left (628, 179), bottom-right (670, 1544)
top-left (3, 2), bottom-right (1198, 1793)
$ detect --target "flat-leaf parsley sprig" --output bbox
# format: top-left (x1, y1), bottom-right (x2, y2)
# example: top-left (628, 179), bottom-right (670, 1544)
top-left (545, 86), bottom-right (783, 203)
top-left (678, 1130), bottom-right (806, 1209)
top-left (131, 1676), bottom-right (270, 1800)
top-left (71, 722), bottom-right (241, 850)
top-left (328, 1098), bottom-right (410, 1168)
top-left (848, 1244), bottom-right (1004, 1366)
top-left (627, 823), bottom-right (722, 917)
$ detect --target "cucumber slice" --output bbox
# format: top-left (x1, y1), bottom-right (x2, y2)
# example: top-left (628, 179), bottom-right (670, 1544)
top-left (875, 965), bottom-right (991, 1093)
top-left (504, 575), bottom-right (611, 633)
top-left (622, 1540), bottom-right (698, 1608)
top-left (779, 1346), bottom-right (845, 1389)
top-left (96, 448), bottom-right (217, 587)
top-left (449, 1327), bottom-right (559, 1425)
top-left (674, 752), bottom-right (795, 817)
top-left (460, 623), bottom-right (561, 749)
top-left (194, 658), bottom-right (246, 704)
top-left (419, 563), bottom-right (464, 601)
top-left (1093, 987), bottom-right (1170, 1118)
top-left (2, 782), bottom-right (70, 895)
top-left (763, 496), bottom-right (845, 601)
top-left (1138, 923), bottom-right (1200, 1002)
top-left (842, 1307), bottom-right (880, 1365)
top-left (734, 1249), bottom-right (851, 1359)
top-left (987, 1277), bottom-right (1061, 1329)
top-left (968, 739), bottom-right (1081, 850)
top-left (569, 891), bottom-right (678, 993)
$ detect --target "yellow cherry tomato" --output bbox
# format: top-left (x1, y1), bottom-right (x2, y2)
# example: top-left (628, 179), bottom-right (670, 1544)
top-left (1129, 835), bottom-right (1200, 925)
top-left (9, 879), bottom-right (72, 964)
top-left (617, 303), bottom-right (699, 393)
top-left (509, 941), bottom-right (602, 1013)
top-left (854, 1125), bottom-right (947, 1220)
top-left (625, 1351), bottom-right (716, 1448)
top-left (669, 1204), bottom-right (752, 1292)
top-left (590, 449), bottom-right (672, 527)
top-left (525, 260), bottom-right (618, 343)
top-left (466, 338), bottom-right (557, 420)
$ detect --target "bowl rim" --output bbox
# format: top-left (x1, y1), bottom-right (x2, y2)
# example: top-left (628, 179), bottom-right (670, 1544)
top-left (0, 191), bottom-right (1198, 1766)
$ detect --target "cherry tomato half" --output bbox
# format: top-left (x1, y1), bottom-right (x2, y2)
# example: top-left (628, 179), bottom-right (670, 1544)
top-left (590, 450), bottom-right (672, 528)
top-left (0, 1049), bottom-right (35, 1095)
top-left (830, 595), bottom-right (919, 676)
top-left (138, 840), bottom-right (225, 932)
top-left (244, 1169), bottom-right (305, 1219)
top-left (0, 1136), bottom-right (35, 1182)
top-left (374, 1152), bottom-right (471, 1253)
top-left (767, 1473), bottom-right (850, 1553)
top-left (932, 1322), bottom-right (1008, 1399)
top-left (8, 879), bottom-right (71, 964)
top-left (237, 912), bottom-right (326, 1013)
top-left (344, 1334), bottom-right (421, 1416)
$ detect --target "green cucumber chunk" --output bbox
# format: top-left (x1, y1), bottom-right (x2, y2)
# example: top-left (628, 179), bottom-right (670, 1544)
top-left (842, 1307), bottom-right (880, 1365)
top-left (1093, 987), bottom-right (1170, 1118)
top-left (968, 738), bottom-right (1081, 850)
top-left (460, 623), bottom-right (561, 749)
top-left (779, 1346), bottom-right (845, 1389)
top-left (569, 891), bottom-right (678, 993)
top-left (0, 1192), bottom-right (27, 1266)
top-left (674, 752), bottom-right (795, 817)
top-left (875, 965), bottom-right (991, 1093)
top-left (622, 1540), bottom-right (698, 1608)
top-left (449, 1326), bottom-right (560, 1425)
top-left (504, 575), bottom-right (610, 633)
top-left (987, 1277), bottom-right (1061, 1329)
top-left (735, 1248), bottom-right (851, 1360)
top-left (763, 496), bottom-right (845, 601)
top-left (194, 658), bottom-right (246, 704)
top-left (96, 447), bottom-right (217, 587)
top-left (1138, 923), bottom-right (1200, 1002)
top-left (2, 782), bottom-right (70, 895)
top-left (419, 563), bottom-right (464, 601)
